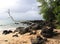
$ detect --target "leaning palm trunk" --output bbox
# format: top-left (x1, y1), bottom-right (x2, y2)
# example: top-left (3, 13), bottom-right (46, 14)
top-left (8, 9), bottom-right (19, 24)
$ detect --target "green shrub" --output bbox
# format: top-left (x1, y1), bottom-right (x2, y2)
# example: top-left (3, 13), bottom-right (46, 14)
top-left (56, 25), bottom-right (60, 29)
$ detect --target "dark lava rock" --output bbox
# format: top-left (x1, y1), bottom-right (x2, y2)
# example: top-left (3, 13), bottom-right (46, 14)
top-left (14, 27), bottom-right (24, 33)
top-left (8, 30), bottom-right (13, 33)
top-left (31, 24), bottom-right (42, 30)
top-left (45, 22), bottom-right (56, 29)
top-left (24, 26), bottom-right (32, 32)
top-left (41, 27), bottom-right (57, 38)
top-left (2, 30), bottom-right (12, 35)
top-left (2, 30), bottom-right (8, 35)
top-left (31, 35), bottom-right (47, 44)
top-left (19, 27), bottom-right (32, 35)
top-left (15, 26), bottom-right (32, 35)
top-left (12, 34), bottom-right (18, 37)
top-left (14, 23), bottom-right (42, 35)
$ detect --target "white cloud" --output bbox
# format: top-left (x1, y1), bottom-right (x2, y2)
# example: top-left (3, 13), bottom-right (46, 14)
top-left (0, 0), bottom-right (43, 21)
top-left (0, 0), bottom-right (18, 9)
top-left (11, 10), bottom-right (43, 20)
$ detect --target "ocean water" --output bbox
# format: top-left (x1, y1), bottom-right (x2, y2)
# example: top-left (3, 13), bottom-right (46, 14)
top-left (0, 20), bottom-right (28, 31)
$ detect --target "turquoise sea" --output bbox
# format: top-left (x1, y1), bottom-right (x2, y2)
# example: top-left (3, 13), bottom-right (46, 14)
top-left (0, 19), bottom-right (28, 31)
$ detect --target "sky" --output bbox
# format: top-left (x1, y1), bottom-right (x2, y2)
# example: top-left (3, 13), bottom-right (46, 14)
top-left (0, 0), bottom-right (43, 21)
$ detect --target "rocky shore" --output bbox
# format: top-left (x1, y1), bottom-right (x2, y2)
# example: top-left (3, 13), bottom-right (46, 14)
top-left (0, 22), bottom-right (60, 44)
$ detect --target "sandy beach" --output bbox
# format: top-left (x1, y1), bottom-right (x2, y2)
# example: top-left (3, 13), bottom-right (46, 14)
top-left (0, 29), bottom-right (60, 44)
